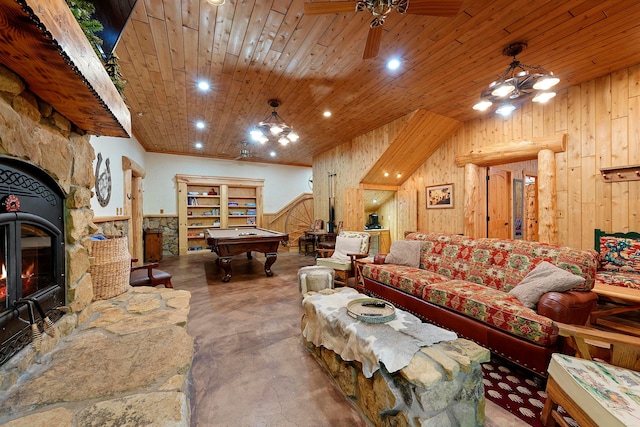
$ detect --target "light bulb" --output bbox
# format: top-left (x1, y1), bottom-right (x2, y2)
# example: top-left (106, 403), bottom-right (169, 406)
top-left (287, 132), bottom-right (299, 142)
top-left (270, 125), bottom-right (283, 136)
top-left (250, 130), bottom-right (263, 141)
top-left (473, 100), bottom-right (492, 111)
top-left (532, 91), bottom-right (556, 103)
top-left (491, 83), bottom-right (515, 97)
top-left (496, 103), bottom-right (516, 116)
top-left (533, 75), bottom-right (560, 90)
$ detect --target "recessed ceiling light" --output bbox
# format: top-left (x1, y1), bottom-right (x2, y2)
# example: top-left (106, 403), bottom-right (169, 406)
top-left (387, 58), bottom-right (401, 71)
top-left (197, 81), bottom-right (210, 91)
top-left (207, 0), bottom-right (225, 5)
top-left (384, 172), bottom-right (389, 177)
top-left (194, 142), bottom-right (203, 149)
top-left (323, 111), bottom-right (332, 117)
top-left (195, 121), bottom-right (205, 129)
top-left (396, 173), bottom-right (402, 178)
top-left (270, 151), bottom-right (276, 157)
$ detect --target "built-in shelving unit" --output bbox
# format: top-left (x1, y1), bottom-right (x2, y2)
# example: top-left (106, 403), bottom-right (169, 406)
top-left (176, 175), bottom-right (264, 255)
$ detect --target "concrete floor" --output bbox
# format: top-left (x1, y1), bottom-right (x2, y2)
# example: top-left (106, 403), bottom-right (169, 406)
top-left (162, 249), bottom-right (528, 426)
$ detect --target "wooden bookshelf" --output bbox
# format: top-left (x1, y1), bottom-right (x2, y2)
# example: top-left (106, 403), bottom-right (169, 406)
top-left (176, 175), bottom-right (264, 255)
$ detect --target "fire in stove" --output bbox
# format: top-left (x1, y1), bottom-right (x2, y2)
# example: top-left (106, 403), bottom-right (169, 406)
top-left (0, 262), bottom-right (37, 300)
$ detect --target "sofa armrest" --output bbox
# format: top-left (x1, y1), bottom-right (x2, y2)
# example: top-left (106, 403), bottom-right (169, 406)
top-left (537, 290), bottom-right (598, 324)
top-left (373, 253), bottom-right (387, 264)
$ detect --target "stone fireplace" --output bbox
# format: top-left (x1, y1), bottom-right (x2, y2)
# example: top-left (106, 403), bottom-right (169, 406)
top-left (0, 64), bottom-right (98, 379)
top-left (0, 0), bottom-right (131, 381)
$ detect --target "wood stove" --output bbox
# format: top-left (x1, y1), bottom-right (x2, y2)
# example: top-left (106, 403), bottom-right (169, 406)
top-left (0, 158), bottom-right (65, 366)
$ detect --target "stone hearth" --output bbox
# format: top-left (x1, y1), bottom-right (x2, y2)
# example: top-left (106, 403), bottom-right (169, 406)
top-left (0, 287), bottom-right (193, 425)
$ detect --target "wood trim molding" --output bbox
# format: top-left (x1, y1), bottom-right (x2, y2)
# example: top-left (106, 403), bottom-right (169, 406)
top-left (93, 215), bottom-right (131, 223)
top-left (455, 135), bottom-right (567, 167)
top-left (122, 156), bottom-right (146, 178)
top-left (175, 174), bottom-right (265, 187)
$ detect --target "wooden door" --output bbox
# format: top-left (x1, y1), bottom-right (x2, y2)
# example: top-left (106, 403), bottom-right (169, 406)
top-left (487, 168), bottom-right (511, 239)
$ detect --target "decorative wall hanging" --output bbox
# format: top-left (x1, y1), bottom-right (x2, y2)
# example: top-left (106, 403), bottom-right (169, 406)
top-left (426, 184), bottom-right (453, 209)
top-left (94, 152), bottom-right (111, 207)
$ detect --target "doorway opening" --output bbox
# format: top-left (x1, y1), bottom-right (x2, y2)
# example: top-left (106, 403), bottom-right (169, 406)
top-left (364, 189), bottom-right (395, 254)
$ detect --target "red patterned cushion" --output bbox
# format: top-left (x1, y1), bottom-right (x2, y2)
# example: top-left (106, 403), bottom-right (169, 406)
top-left (595, 270), bottom-right (640, 289)
top-left (599, 236), bottom-right (640, 272)
top-left (421, 281), bottom-right (557, 346)
top-left (362, 264), bottom-right (448, 298)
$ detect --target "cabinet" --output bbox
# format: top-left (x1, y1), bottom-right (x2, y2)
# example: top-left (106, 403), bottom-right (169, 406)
top-left (176, 175), bottom-right (264, 255)
top-left (144, 228), bottom-right (163, 262)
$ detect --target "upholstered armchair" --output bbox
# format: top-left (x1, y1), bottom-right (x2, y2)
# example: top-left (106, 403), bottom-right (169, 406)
top-left (316, 231), bottom-right (370, 286)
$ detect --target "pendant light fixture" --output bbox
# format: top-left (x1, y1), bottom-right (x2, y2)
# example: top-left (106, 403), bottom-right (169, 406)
top-left (473, 42), bottom-right (559, 116)
top-left (250, 99), bottom-right (299, 146)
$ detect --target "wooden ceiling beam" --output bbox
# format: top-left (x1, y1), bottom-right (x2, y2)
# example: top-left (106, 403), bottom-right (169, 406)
top-left (0, 0), bottom-right (130, 137)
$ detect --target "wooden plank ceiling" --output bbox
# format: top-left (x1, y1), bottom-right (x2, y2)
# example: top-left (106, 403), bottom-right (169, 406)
top-left (117, 0), bottom-right (640, 167)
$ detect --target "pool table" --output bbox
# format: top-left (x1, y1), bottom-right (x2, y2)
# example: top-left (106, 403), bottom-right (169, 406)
top-left (206, 227), bottom-right (289, 282)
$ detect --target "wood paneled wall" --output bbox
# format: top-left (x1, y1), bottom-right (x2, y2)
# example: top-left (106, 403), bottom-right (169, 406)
top-left (313, 64), bottom-right (640, 250)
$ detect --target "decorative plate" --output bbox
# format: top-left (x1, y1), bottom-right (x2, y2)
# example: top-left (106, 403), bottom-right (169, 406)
top-left (347, 298), bottom-right (396, 324)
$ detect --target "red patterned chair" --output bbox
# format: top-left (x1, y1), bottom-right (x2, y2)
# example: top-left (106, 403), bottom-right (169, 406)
top-left (361, 232), bottom-right (599, 377)
top-left (590, 229), bottom-right (640, 330)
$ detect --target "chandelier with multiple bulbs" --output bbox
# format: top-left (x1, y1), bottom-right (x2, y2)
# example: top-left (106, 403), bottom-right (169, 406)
top-left (250, 99), bottom-right (299, 146)
top-left (473, 42), bottom-right (560, 116)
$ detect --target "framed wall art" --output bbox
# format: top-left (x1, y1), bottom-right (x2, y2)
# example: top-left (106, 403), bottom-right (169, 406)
top-left (426, 183), bottom-right (453, 209)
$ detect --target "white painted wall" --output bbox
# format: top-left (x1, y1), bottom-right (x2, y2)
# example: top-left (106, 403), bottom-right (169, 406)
top-left (143, 152), bottom-right (312, 214)
top-left (90, 135), bottom-right (146, 217)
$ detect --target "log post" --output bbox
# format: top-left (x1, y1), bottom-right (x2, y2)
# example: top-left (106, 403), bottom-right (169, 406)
top-left (538, 149), bottom-right (558, 244)
top-left (464, 163), bottom-right (484, 238)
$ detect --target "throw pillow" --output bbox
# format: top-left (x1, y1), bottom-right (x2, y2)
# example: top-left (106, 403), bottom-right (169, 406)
top-left (509, 261), bottom-right (585, 309)
top-left (384, 240), bottom-right (422, 268)
top-left (332, 236), bottom-right (363, 261)
top-left (599, 236), bottom-right (640, 272)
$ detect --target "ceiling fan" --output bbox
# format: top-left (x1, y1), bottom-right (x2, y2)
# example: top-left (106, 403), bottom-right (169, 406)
top-left (304, 0), bottom-right (462, 59)
top-left (233, 141), bottom-right (251, 160)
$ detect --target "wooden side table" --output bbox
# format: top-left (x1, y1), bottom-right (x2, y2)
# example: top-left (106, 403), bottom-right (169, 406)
top-left (354, 258), bottom-right (373, 292)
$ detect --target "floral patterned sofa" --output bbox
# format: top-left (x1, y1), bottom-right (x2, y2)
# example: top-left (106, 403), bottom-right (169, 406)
top-left (361, 232), bottom-right (599, 377)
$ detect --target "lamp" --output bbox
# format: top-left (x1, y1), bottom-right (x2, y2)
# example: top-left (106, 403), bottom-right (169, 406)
top-left (473, 42), bottom-right (559, 115)
top-left (250, 99), bottom-right (299, 146)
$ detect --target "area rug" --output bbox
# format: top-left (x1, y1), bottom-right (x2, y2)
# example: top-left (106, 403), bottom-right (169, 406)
top-left (482, 357), bottom-right (578, 426)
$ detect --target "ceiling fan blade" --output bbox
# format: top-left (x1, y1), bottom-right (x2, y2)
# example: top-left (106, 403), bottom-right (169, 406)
top-left (304, 1), bottom-right (357, 15)
top-left (363, 25), bottom-right (383, 59)
top-left (405, 0), bottom-right (463, 17)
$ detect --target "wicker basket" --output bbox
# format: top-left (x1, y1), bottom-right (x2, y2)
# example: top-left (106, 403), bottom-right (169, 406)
top-left (90, 236), bottom-right (131, 301)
